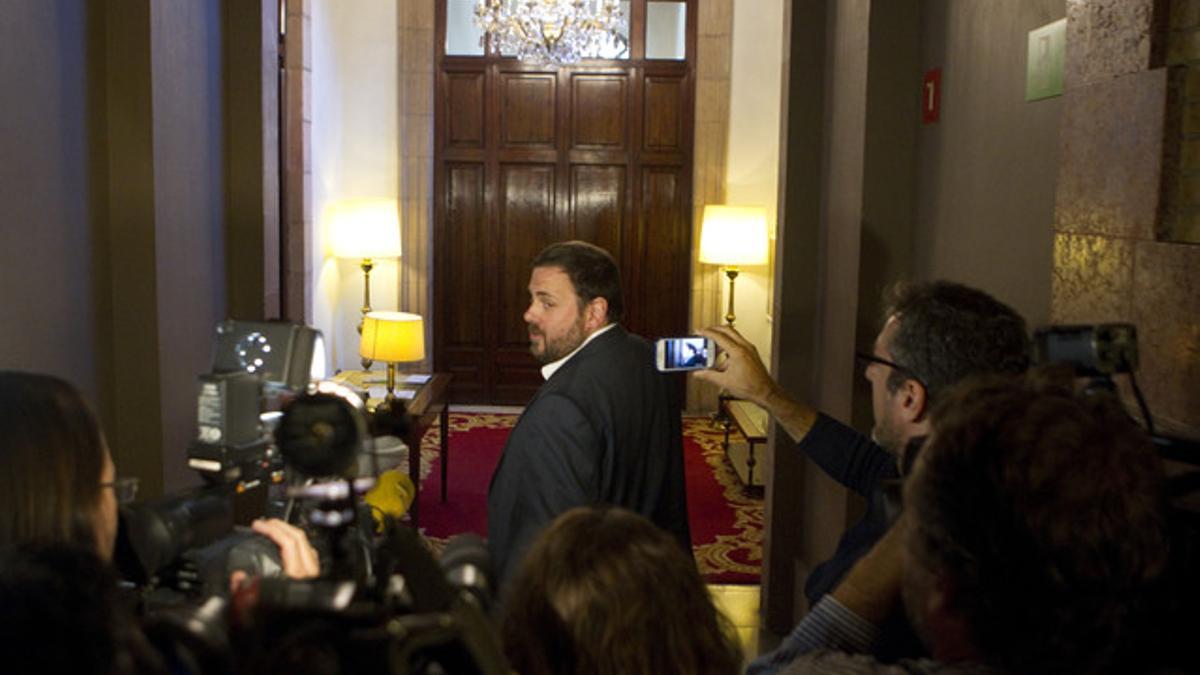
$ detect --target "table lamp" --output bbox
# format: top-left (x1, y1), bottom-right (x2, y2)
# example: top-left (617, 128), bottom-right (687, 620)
top-left (330, 199), bottom-right (402, 367)
top-left (359, 311), bottom-right (426, 405)
top-left (698, 205), bottom-right (769, 327)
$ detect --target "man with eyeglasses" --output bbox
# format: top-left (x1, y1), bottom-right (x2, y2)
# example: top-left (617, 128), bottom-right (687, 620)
top-left (696, 280), bottom-right (1028, 669)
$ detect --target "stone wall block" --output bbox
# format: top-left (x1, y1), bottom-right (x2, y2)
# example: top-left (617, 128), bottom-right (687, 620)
top-left (697, 34), bottom-right (732, 80)
top-left (1184, 140), bottom-right (1200, 171)
top-left (400, 0), bottom-right (435, 30)
top-left (1168, 25), bottom-right (1200, 64)
top-left (695, 77), bottom-right (730, 124)
top-left (285, 11), bottom-right (304, 70)
top-left (1132, 240), bottom-right (1200, 434)
top-left (698, 0), bottom-right (733, 38)
top-left (1171, 0), bottom-right (1200, 29)
top-left (1184, 66), bottom-right (1200, 100)
top-left (403, 71), bottom-right (435, 116)
top-left (1065, 0), bottom-right (1161, 88)
top-left (1050, 233), bottom-right (1136, 323)
top-left (1055, 68), bottom-right (1167, 239)
top-left (401, 27), bottom-right (435, 72)
top-left (1178, 171), bottom-right (1200, 206)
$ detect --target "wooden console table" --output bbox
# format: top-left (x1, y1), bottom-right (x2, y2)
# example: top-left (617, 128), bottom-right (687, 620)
top-left (332, 371), bottom-right (452, 527)
top-left (720, 398), bottom-right (768, 492)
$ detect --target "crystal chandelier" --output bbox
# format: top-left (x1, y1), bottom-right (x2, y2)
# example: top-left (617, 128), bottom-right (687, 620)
top-left (475, 0), bottom-right (629, 67)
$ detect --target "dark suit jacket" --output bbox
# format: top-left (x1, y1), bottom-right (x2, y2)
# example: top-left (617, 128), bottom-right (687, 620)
top-left (487, 325), bottom-right (691, 586)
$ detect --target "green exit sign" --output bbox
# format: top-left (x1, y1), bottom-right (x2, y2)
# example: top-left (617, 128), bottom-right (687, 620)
top-left (1027, 18), bottom-right (1066, 101)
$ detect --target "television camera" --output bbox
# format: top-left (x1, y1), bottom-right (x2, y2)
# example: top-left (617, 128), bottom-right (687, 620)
top-left (114, 320), bottom-right (509, 674)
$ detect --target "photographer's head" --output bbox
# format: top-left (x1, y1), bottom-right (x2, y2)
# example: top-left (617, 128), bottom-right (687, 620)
top-left (901, 374), bottom-right (1168, 673)
top-left (864, 281), bottom-right (1029, 452)
top-left (501, 506), bottom-right (741, 675)
top-left (0, 371), bottom-right (127, 560)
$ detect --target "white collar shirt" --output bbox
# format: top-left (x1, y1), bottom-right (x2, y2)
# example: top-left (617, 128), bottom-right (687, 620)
top-left (539, 323), bottom-right (618, 381)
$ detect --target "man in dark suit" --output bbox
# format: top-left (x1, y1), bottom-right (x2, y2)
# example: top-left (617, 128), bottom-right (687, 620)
top-left (487, 241), bottom-right (691, 586)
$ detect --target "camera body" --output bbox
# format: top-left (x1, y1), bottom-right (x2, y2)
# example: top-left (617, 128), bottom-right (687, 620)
top-left (1033, 323), bottom-right (1138, 376)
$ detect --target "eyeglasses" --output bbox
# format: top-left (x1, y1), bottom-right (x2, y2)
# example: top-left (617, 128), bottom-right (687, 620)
top-left (855, 351), bottom-right (926, 389)
top-left (101, 477), bottom-right (139, 504)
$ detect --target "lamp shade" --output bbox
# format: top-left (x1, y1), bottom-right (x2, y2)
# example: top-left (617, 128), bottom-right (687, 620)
top-left (698, 205), bottom-right (769, 266)
top-left (360, 311), bottom-right (425, 363)
top-left (329, 199), bottom-right (402, 259)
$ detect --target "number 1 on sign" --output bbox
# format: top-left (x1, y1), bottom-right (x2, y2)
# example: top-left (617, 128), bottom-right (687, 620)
top-left (922, 68), bottom-right (941, 124)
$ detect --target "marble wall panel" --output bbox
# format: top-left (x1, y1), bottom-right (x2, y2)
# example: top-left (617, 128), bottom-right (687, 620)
top-left (698, 34), bottom-right (732, 80)
top-left (1065, 0), bottom-right (1160, 88)
top-left (1132, 240), bottom-right (1200, 433)
top-left (1050, 233), bottom-right (1136, 323)
top-left (1171, 0), bottom-right (1200, 29)
top-left (699, 0), bottom-right (733, 38)
top-left (400, 0), bottom-right (434, 30)
top-left (1055, 68), bottom-right (1167, 239)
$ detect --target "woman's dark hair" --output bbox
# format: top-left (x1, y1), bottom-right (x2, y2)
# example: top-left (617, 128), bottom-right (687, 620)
top-left (531, 241), bottom-right (625, 323)
top-left (0, 371), bottom-right (107, 551)
top-left (501, 506), bottom-right (742, 675)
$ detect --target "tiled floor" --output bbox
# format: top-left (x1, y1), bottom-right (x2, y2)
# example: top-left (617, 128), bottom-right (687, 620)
top-left (709, 584), bottom-right (781, 668)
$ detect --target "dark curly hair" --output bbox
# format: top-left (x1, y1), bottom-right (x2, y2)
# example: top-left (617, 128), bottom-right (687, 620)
top-left (883, 280), bottom-right (1029, 404)
top-left (531, 241), bottom-right (625, 323)
top-left (501, 506), bottom-right (741, 675)
top-left (906, 373), bottom-right (1170, 674)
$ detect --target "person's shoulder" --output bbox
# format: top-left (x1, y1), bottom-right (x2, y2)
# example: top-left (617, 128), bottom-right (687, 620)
top-left (780, 651), bottom-right (992, 675)
top-left (572, 325), bottom-right (651, 367)
top-left (607, 325), bottom-right (655, 356)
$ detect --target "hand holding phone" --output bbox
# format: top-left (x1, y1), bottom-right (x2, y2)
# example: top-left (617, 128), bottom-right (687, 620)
top-left (655, 336), bottom-right (717, 372)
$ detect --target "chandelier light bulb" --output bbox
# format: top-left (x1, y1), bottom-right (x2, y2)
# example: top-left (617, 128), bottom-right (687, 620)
top-left (475, 0), bottom-right (628, 67)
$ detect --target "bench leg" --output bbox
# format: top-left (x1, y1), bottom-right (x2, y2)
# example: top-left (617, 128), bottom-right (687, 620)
top-left (439, 407), bottom-right (449, 503)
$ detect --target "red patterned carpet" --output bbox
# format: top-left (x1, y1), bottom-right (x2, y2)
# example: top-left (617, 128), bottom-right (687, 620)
top-left (412, 413), bottom-right (763, 584)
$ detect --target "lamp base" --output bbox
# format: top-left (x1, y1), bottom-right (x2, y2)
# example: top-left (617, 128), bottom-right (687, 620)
top-left (724, 267), bottom-right (740, 327)
top-left (360, 257), bottom-right (374, 369)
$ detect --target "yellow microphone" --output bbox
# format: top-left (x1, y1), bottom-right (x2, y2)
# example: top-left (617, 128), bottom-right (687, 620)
top-left (364, 468), bottom-right (417, 531)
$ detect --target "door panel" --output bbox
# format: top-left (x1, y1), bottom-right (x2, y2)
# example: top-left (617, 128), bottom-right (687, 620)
top-left (644, 75), bottom-right (685, 151)
top-left (445, 71), bottom-right (486, 148)
top-left (500, 73), bottom-right (557, 147)
top-left (639, 166), bottom-right (690, 341)
top-left (569, 164), bottom-right (625, 255)
top-left (498, 163), bottom-right (559, 348)
top-left (571, 75), bottom-right (628, 148)
top-left (444, 163), bottom-right (487, 346)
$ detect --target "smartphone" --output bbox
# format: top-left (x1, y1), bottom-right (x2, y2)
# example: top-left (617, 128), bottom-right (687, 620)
top-left (655, 336), bottom-right (717, 372)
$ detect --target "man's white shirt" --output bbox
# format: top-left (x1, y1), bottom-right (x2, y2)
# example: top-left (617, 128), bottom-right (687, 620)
top-left (539, 323), bottom-right (617, 381)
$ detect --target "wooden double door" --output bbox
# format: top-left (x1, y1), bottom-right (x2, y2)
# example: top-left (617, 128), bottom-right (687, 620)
top-left (434, 3), bottom-right (697, 404)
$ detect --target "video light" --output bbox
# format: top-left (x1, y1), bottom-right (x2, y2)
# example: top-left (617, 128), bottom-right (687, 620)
top-left (210, 320), bottom-right (326, 391)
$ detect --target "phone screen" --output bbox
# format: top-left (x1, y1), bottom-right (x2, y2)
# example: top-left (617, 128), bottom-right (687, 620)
top-left (660, 337), bottom-right (712, 370)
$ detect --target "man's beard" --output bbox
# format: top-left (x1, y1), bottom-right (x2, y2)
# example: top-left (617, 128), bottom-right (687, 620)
top-left (529, 314), bottom-right (587, 365)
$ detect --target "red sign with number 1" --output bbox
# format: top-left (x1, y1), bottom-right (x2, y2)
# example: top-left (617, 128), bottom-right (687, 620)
top-left (922, 68), bottom-right (941, 124)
